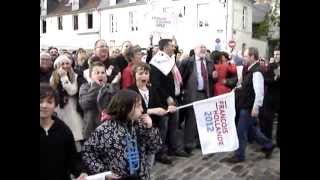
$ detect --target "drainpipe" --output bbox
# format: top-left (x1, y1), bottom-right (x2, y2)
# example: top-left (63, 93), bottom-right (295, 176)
top-left (226, 0), bottom-right (228, 50)
top-left (98, 8), bottom-right (101, 39)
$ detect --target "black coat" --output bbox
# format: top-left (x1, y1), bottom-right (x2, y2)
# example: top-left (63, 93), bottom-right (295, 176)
top-left (110, 54), bottom-right (129, 73)
top-left (149, 64), bottom-right (176, 102)
top-left (40, 116), bottom-right (85, 180)
top-left (263, 62), bottom-right (280, 110)
top-left (128, 84), bottom-right (166, 127)
top-left (236, 63), bottom-right (262, 110)
top-left (40, 68), bottom-right (53, 83)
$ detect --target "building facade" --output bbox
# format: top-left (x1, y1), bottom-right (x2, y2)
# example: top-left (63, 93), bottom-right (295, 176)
top-left (40, 0), bottom-right (268, 57)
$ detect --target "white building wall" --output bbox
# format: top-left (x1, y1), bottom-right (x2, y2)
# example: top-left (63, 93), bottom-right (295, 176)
top-left (40, 0), bottom-right (267, 54)
top-left (40, 10), bottom-right (100, 50)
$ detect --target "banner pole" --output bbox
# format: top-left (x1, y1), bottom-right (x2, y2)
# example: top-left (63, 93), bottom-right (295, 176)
top-left (176, 103), bottom-right (193, 110)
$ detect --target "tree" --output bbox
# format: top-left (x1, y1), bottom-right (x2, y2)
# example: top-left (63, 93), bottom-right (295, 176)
top-left (252, 14), bottom-right (270, 39)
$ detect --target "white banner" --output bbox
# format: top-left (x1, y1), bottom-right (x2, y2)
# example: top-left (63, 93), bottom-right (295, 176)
top-left (144, 8), bottom-right (179, 39)
top-left (86, 171), bottom-right (112, 180)
top-left (193, 91), bottom-right (238, 155)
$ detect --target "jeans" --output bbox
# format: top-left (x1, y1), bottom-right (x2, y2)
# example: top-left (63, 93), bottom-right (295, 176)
top-left (158, 112), bottom-right (180, 153)
top-left (235, 109), bottom-right (273, 160)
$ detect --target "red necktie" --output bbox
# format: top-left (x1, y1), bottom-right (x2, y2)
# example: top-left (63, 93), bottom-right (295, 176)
top-left (200, 58), bottom-right (208, 96)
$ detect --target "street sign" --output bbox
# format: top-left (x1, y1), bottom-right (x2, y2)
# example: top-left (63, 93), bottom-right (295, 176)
top-left (228, 40), bottom-right (236, 48)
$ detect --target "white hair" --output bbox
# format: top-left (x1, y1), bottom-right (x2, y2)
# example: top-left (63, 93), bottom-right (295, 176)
top-left (53, 55), bottom-right (72, 69)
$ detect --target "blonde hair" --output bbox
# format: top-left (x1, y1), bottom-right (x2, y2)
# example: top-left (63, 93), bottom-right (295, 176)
top-left (77, 52), bottom-right (88, 66)
top-left (124, 45), bottom-right (141, 62)
top-left (53, 55), bottom-right (73, 69)
top-left (50, 55), bottom-right (76, 89)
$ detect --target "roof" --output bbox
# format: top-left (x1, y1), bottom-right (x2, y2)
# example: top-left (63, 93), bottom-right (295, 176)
top-left (46, 0), bottom-right (101, 17)
top-left (97, 0), bottom-right (145, 10)
top-left (252, 3), bottom-right (271, 23)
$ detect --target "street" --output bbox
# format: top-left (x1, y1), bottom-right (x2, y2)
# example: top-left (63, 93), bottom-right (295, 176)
top-left (150, 128), bottom-right (280, 180)
top-left (151, 145), bottom-right (280, 180)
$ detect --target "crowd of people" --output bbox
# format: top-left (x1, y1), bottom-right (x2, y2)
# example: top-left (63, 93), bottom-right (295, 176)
top-left (40, 36), bottom-right (280, 180)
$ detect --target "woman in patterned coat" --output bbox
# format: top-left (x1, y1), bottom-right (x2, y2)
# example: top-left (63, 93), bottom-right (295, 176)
top-left (82, 89), bottom-right (162, 180)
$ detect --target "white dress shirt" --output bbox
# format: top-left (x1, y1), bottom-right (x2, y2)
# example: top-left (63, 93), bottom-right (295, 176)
top-left (248, 61), bottom-right (264, 110)
top-left (195, 56), bottom-right (207, 91)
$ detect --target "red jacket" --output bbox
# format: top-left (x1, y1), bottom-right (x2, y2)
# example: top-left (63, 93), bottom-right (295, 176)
top-left (121, 63), bottom-right (134, 89)
top-left (213, 63), bottom-right (237, 96)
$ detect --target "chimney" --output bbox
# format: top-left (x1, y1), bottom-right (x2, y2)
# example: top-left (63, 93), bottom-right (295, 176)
top-left (72, 0), bottom-right (79, 11)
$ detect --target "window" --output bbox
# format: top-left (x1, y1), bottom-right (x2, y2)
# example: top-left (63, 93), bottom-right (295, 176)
top-left (58, 16), bottom-right (63, 30)
top-left (110, 14), bottom-right (117, 33)
top-left (116, 0), bottom-right (126, 4)
top-left (129, 11), bottom-right (138, 31)
top-left (73, 15), bottom-right (78, 30)
top-left (242, 6), bottom-right (248, 30)
top-left (197, 3), bottom-right (209, 28)
top-left (87, 13), bottom-right (93, 29)
top-left (42, 20), bottom-right (46, 34)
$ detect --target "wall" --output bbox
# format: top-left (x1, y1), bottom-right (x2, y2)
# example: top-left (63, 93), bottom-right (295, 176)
top-left (40, 0), bottom-right (264, 54)
top-left (40, 10), bottom-right (100, 50)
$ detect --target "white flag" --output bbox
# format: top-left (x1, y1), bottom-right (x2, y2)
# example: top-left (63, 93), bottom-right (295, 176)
top-left (193, 91), bottom-right (239, 155)
top-left (86, 171), bottom-right (112, 180)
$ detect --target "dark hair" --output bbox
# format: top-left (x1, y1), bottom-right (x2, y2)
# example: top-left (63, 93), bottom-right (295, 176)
top-left (247, 47), bottom-right (259, 61)
top-left (88, 55), bottom-right (101, 66)
top-left (132, 62), bottom-right (151, 80)
top-left (89, 61), bottom-right (105, 76)
top-left (189, 49), bottom-right (195, 57)
top-left (48, 46), bottom-right (58, 52)
top-left (107, 89), bottom-right (141, 122)
top-left (210, 50), bottom-right (221, 64)
top-left (158, 39), bottom-right (172, 51)
top-left (221, 51), bottom-right (230, 60)
top-left (40, 83), bottom-right (59, 107)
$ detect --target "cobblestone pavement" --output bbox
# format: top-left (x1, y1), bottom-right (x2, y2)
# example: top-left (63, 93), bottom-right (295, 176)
top-left (150, 144), bottom-right (280, 180)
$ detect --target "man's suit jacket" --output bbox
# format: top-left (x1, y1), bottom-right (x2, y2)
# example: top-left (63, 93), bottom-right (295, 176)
top-left (179, 55), bottom-right (215, 104)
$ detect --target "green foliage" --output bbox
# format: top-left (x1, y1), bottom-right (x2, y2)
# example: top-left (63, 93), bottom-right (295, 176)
top-left (252, 15), bottom-right (270, 39)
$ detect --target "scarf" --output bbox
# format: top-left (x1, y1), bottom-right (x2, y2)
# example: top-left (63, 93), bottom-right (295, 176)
top-left (171, 64), bottom-right (183, 96)
top-left (149, 51), bottom-right (175, 76)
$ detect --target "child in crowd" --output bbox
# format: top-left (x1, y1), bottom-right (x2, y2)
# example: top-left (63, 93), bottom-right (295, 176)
top-left (128, 62), bottom-right (176, 165)
top-left (40, 83), bottom-right (87, 180)
top-left (82, 89), bottom-right (162, 180)
top-left (79, 61), bottom-right (115, 140)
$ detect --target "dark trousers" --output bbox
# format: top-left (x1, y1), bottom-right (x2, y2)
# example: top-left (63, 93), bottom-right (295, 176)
top-left (259, 105), bottom-right (280, 146)
top-left (235, 109), bottom-right (273, 160)
top-left (158, 112), bottom-right (180, 154)
top-left (184, 91), bottom-right (207, 149)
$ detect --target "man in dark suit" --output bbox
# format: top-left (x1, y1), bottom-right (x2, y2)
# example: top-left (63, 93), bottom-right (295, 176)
top-left (149, 39), bottom-right (190, 163)
top-left (259, 50), bottom-right (280, 148)
top-left (179, 43), bottom-right (218, 154)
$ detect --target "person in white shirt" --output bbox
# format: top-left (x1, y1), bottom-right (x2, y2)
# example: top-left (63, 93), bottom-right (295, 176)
top-left (226, 47), bottom-right (275, 163)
